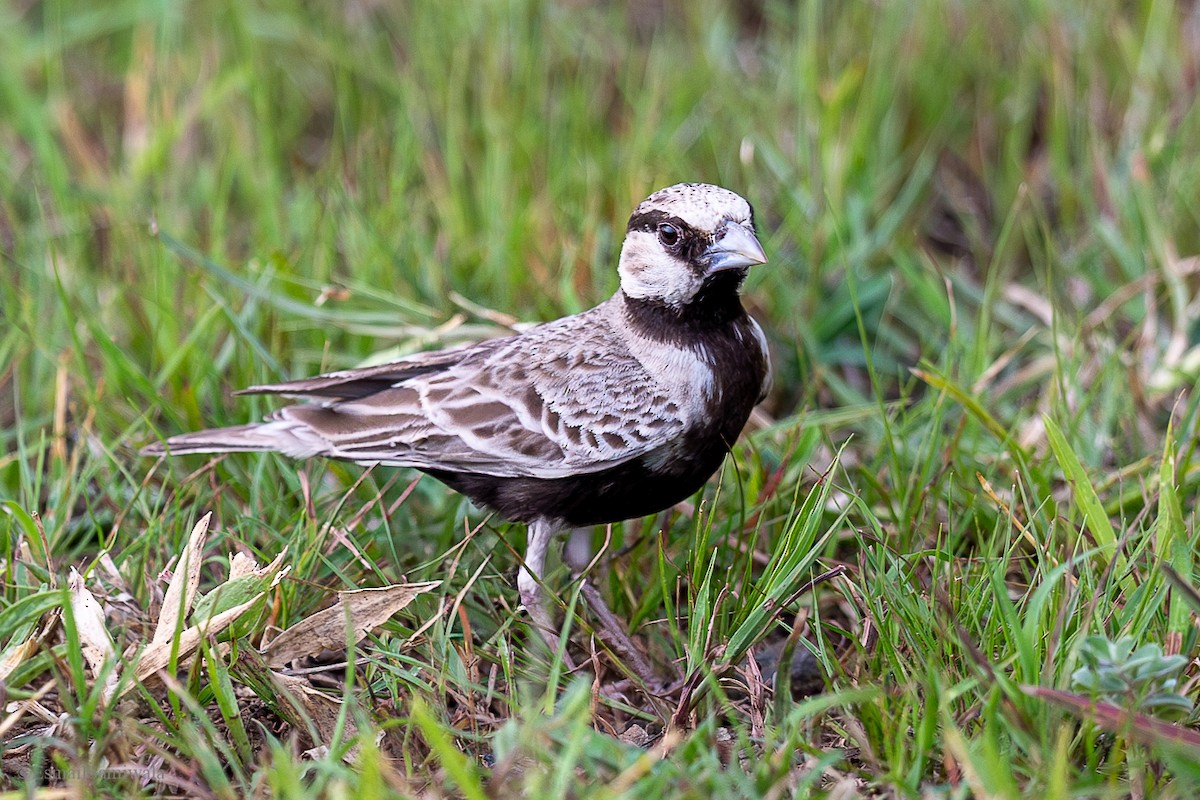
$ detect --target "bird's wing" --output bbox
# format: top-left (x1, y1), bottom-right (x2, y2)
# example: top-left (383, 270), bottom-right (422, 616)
top-left (236, 344), bottom-right (481, 402)
top-left (252, 308), bottom-right (691, 479)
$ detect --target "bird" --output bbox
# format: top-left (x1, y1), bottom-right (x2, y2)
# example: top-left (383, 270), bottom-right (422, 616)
top-left (143, 182), bottom-right (771, 686)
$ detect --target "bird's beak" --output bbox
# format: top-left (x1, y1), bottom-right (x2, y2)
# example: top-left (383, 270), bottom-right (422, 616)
top-left (703, 222), bottom-right (768, 274)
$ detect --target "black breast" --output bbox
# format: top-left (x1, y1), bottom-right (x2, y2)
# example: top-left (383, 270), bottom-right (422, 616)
top-left (426, 286), bottom-right (768, 527)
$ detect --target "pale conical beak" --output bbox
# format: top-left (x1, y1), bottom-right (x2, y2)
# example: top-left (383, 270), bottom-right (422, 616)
top-left (703, 222), bottom-right (768, 274)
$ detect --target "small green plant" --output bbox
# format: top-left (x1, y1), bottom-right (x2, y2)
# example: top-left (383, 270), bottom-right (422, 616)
top-left (1071, 635), bottom-right (1193, 719)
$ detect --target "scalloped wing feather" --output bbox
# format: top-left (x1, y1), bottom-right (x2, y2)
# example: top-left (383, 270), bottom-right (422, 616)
top-left (234, 301), bottom-right (691, 479)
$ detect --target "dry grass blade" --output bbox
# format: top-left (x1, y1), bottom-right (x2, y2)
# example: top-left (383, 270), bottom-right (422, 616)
top-left (264, 581), bottom-right (441, 668)
top-left (0, 679), bottom-right (55, 742)
top-left (150, 512), bottom-right (211, 648)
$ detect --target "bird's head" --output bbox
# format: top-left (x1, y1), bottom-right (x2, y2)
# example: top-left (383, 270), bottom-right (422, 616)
top-left (617, 183), bottom-right (767, 310)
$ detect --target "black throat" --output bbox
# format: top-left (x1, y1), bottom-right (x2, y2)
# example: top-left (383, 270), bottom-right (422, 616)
top-left (620, 271), bottom-right (749, 345)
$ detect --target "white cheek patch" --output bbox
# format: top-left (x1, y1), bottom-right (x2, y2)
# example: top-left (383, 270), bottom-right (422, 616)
top-left (617, 233), bottom-right (703, 307)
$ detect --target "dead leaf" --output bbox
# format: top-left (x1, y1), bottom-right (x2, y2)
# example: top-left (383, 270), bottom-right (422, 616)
top-left (0, 638), bottom-right (40, 684)
top-left (273, 671), bottom-right (357, 746)
top-left (229, 548), bottom-right (287, 583)
top-left (120, 593), bottom-right (263, 700)
top-left (68, 567), bottom-right (117, 695)
top-left (263, 581), bottom-right (440, 668)
top-left (228, 551), bottom-right (257, 581)
top-left (0, 609), bottom-right (61, 683)
top-left (189, 550), bottom-right (289, 629)
top-left (118, 519), bottom-right (289, 699)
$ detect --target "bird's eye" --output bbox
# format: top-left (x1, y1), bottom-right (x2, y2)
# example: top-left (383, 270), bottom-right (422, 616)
top-left (657, 223), bottom-right (680, 247)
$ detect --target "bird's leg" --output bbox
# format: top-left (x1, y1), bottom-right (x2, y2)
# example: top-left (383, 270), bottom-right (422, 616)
top-left (518, 518), bottom-right (573, 668)
top-left (565, 527), bottom-right (669, 690)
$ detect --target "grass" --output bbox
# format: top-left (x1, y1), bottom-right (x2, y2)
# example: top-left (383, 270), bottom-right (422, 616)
top-left (2, 0), bottom-right (1200, 795)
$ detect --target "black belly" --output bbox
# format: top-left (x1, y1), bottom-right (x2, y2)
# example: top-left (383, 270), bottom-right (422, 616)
top-left (424, 437), bottom-right (730, 527)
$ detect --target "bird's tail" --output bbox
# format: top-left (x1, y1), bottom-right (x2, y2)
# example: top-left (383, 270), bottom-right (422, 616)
top-left (141, 424), bottom-right (289, 457)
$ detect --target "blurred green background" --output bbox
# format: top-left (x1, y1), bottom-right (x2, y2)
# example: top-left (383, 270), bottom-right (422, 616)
top-left (3, 0), bottom-right (1200, 796)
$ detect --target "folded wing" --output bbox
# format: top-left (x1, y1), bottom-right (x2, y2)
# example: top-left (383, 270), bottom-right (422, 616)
top-left (148, 309), bottom-right (688, 480)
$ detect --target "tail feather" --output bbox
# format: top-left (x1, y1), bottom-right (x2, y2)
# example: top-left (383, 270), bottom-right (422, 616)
top-left (141, 423), bottom-right (294, 457)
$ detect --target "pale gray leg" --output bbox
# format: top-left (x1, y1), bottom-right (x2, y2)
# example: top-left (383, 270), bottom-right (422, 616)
top-left (565, 527), bottom-right (663, 688)
top-left (518, 518), bottom-right (569, 664)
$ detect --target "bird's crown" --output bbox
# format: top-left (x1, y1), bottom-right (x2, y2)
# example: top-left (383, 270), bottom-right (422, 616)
top-left (628, 183), bottom-right (754, 234)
